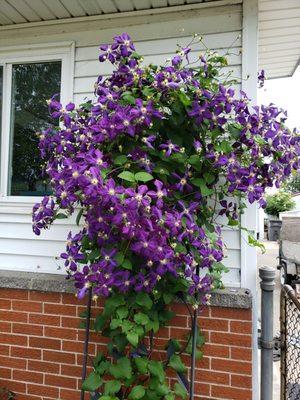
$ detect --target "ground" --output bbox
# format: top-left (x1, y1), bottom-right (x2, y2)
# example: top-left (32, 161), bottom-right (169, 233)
top-left (257, 240), bottom-right (280, 399)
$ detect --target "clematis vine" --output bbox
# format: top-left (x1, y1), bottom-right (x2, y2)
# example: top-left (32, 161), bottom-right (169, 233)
top-left (32, 33), bottom-right (299, 399)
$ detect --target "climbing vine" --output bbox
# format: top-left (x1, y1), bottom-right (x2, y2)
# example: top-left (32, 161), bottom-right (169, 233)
top-left (32, 33), bottom-right (299, 399)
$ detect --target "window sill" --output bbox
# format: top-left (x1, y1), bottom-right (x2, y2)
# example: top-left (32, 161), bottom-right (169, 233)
top-left (0, 269), bottom-right (252, 309)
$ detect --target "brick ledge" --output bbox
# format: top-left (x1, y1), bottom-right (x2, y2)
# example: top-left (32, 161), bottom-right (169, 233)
top-left (0, 269), bottom-right (251, 309)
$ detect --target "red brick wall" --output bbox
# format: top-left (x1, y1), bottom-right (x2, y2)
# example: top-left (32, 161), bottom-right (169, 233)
top-left (0, 288), bottom-right (252, 400)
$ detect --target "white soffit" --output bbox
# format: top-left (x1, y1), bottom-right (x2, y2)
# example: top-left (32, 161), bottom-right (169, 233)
top-left (259, 0), bottom-right (300, 79)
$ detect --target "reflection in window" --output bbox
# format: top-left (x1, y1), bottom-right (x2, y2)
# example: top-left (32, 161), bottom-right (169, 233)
top-left (9, 61), bottom-right (61, 196)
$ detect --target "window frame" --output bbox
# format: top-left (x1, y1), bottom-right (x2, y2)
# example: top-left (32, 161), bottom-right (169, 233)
top-left (0, 41), bottom-right (74, 205)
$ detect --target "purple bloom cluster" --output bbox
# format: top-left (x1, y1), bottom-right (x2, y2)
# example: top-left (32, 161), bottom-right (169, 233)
top-left (32, 33), bottom-right (299, 305)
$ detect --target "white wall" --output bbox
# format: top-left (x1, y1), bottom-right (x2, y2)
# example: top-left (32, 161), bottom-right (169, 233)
top-left (0, 3), bottom-right (243, 286)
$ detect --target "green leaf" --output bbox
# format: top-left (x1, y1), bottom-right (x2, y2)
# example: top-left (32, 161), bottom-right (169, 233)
top-left (55, 213), bottom-right (68, 219)
top-left (117, 306), bottom-right (129, 319)
top-left (168, 355), bottom-right (187, 373)
top-left (118, 171), bottom-right (136, 182)
top-left (135, 172), bottom-right (154, 182)
top-left (82, 371), bottom-right (102, 391)
top-left (178, 91), bottom-right (191, 107)
top-left (148, 360), bottom-right (165, 383)
top-left (191, 178), bottom-right (214, 196)
top-left (136, 292), bottom-right (153, 310)
top-left (134, 312), bottom-right (150, 325)
top-left (104, 380), bottom-right (121, 395)
top-left (76, 208), bottom-right (84, 226)
top-left (94, 314), bottom-right (108, 332)
top-left (163, 293), bottom-right (174, 304)
top-left (109, 357), bottom-right (132, 380)
top-left (122, 94), bottom-right (136, 105)
top-left (134, 357), bottom-right (148, 374)
top-left (122, 259), bottom-right (132, 270)
top-left (203, 172), bottom-right (215, 185)
top-left (128, 385), bottom-right (145, 400)
top-left (115, 252), bottom-right (124, 266)
top-left (114, 155), bottom-right (127, 165)
top-left (174, 383), bottom-right (187, 399)
top-left (127, 331), bottom-right (139, 347)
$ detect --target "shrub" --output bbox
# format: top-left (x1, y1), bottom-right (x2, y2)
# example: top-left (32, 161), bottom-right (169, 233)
top-left (265, 191), bottom-right (295, 217)
top-left (32, 33), bottom-right (299, 398)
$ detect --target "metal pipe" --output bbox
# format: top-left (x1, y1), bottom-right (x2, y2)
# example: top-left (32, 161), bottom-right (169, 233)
top-left (259, 266), bottom-right (276, 400)
top-left (189, 307), bottom-right (197, 400)
top-left (80, 288), bottom-right (92, 400)
top-left (189, 265), bottom-right (200, 400)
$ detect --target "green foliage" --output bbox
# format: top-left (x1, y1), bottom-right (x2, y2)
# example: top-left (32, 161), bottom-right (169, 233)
top-left (283, 172), bottom-right (300, 193)
top-left (265, 191), bottom-right (295, 217)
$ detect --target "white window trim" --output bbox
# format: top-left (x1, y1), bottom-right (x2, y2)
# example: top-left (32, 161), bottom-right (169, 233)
top-left (0, 41), bottom-right (75, 206)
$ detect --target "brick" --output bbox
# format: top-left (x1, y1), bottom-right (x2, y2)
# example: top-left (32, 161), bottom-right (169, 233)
top-left (0, 344), bottom-right (9, 355)
top-left (169, 315), bottom-right (188, 327)
top-left (44, 303), bottom-right (76, 316)
top-left (60, 389), bottom-right (83, 400)
top-left (0, 366), bottom-right (12, 379)
top-left (0, 310), bottom-right (28, 323)
top-left (30, 291), bottom-right (61, 303)
top-left (211, 307), bottom-right (251, 321)
top-left (62, 293), bottom-right (86, 305)
top-left (169, 327), bottom-right (189, 340)
top-left (43, 350), bottom-right (75, 364)
top-left (194, 382), bottom-right (210, 396)
top-left (45, 374), bottom-right (77, 389)
top-left (11, 346), bottom-right (42, 360)
top-left (231, 374), bottom-right (252, 388)
top-left (44, 326), bottom-right (76, 340)
top-left (0, 321), bottom-right (12, 332)
top-left (0, 355), bottom-right (26, 369)
top-left (0, 379), bottom-right (26, 393)
top-left (204, 344), bottom-right (230, 358)
top-left (196, 369), bottom-right (230, 385)
top-left (13, 323), bottom-right (43, 336)
top-left (195, 356), bottom-right (210, 370)
top-left (61, 364), bottom-right (82, 377)
top-left (199, 317), bottom-right (229, 332)
top-left (28, 360), bottom-right (60, 374)
top-left (15, 395), bottom-right (42, 400)
top-left (231, 347), bottom-right (252, 361)
top-left (12, 300), bottom-right (42, 313)
top-left (28, 384), bottom-right (59, 398)
top-left (211, 358), bottom-right (252, 375)
top-left (0, 288), bottom-right (29, 300)
top-left (211, 332), bottom-right (251, 347)
top-left (62, 340), bottom-right (85, 353)
top-left (29, 313), bottom-right (60, 326)
top-left (0, 299), bottom-right (11, 309)
top-left (13, 369), bottom-right (43, 384)
top-left (0, 333), bottom-right (27, 346)
top-left (61, 316), bottom-right (81, 328)
top-left (211, 385), bottom-right (252, 400)
top-left (29, 337), bottom-right (61, 350)
top-left (230, 321), bottom-right (252, 334)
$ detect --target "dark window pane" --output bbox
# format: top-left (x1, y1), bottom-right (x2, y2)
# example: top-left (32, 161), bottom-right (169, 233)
top-left (9, 61), bottom-right (61, 196)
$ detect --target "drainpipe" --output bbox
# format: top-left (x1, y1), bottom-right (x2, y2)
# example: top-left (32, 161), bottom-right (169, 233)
top-left (259, 266), bottom-right (276, 400)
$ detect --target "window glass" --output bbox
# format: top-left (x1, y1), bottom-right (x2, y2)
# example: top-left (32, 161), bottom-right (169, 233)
top-left (9, 61), bottom-right (61, 196)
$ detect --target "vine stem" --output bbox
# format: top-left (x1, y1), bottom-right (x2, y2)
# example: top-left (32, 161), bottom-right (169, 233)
top-left (80, 288), bottom-right (92, 400)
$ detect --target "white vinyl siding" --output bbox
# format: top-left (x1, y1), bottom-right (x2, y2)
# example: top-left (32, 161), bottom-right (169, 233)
top-left (0, 3), bottom-right (243, 287)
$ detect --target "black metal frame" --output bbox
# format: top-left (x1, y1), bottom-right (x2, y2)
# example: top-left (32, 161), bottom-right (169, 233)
top-left (80, 288), bottom-right (199, 399)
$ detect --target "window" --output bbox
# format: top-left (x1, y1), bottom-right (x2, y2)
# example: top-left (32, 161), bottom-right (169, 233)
top-left (0, 42), bottom-right (74, 202)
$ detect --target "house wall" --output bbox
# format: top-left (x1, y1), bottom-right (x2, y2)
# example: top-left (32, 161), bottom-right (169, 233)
top-left (0, 3), bottom-right (244, 287)
top-left (0, 285), bottom-right (252, 400)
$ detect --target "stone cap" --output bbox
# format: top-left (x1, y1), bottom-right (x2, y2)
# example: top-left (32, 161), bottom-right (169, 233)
top-left (0, 270), bottom-right (252, 309)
